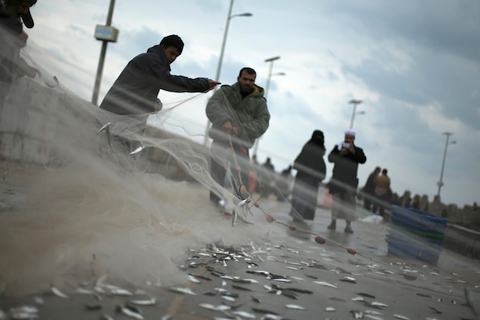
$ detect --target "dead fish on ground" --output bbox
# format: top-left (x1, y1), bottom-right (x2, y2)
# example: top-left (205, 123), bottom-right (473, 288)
top-left (428, 306), bottom-right (442, 314)
top-left (350, 310), bottom-right (364, 319)
top-left (168, 287), bottom-right (196, 295)
top-left (313, 281), bottom-right (337, 288)
top-left (33, 297), bottom-right (44, 305)
top-left (325, 307), bottom-right (336, 312)
top-left (221, 295), bottom-right (237, 302)
top-left (232, 311), bottom-right (256, 319)
top-left (117, 305), bottom-right (143, 320)
top-left (393, 315), bottom-right (410, 320)
top-left (329, 297), bottom-right (347, 302)
top-left (75, 288), bottom-right (94, 295)
top-left (251, 307), bottom-right (278, 315)
top-left (357, 292), bottom-right (376, 299)
top-left (190, 274), bottom-right (212, 281)
top-left (363, 314), bottom-right (384, 320)
top-left (111, 288), bottom-right (133, 296)
top-left (188, 275), bottom-right (201, 284)
top-left (129, 298), bottom-right (156, 306)
top-left (51, 286), bottom-right (69, 298)
top-left (416, 293), bottom-right (434, 299)
top-left (285, 304), bottom-right (305, 310)
top-left (340, 277), bottom-right (357, 283)
top-left (232, 284), bottom-right (252, 291)
top-left (199, 303), bottom-right (231, 311)
top-left (8, 306), bottom-right (39, 319)
top-left (369, 301), bottom-right (389, 308)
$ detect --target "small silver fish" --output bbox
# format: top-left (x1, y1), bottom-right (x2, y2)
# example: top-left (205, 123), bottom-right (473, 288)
top-left (313, 281), bottom-right (337, 288)
top-left (51, 286), bottom-right (69, 298)
top-left (371, 302), bottom-right (389, 308)
top-left (393, 315), bottom-right (410, 320)
top-left (325, 307), bottom-right (336, 312)
top-left (286, 304), bottom-right (305, 310)
top-left (188, 275), bottom-right (200, 284)
top-left (129, 298), bottom-right (156, 306)
top-left (111, 288), bottom-right (133, 296)
top-left (118, 306), bottom-right (143, 320)
top-left (199, 304), bottom-right (231, 311)
top-left (169, 287), bottom-right (196, 295)
top-left (232, 311), bottom-right (256, 318)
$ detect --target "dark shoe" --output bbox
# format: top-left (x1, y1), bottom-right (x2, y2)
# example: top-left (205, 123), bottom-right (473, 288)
top-left (344, 225), bottom-right (354, 234)
top-left (327, 221), bottom-right (336, 230)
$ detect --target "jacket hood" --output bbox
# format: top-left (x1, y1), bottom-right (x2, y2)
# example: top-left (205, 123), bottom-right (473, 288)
top-left (232, 82), bottom-right (265, 97)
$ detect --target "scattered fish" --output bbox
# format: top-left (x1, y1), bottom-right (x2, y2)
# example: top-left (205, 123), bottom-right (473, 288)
top-left (221, 296), bottom-right (236, 302)
top-left (325, 307), bottom-right (336, 312)
top-left (370, 302), bottom-right (389, 308)
top-left (75, 288), bottom-right (94, 295)
top-left (340, 277), bottom-right (357, 283)
top-left (188, 275), bottom-right (201, 284)
top-left (357, 292), bottom-right (376, 299)
top-left (350, 310), bottom-right (364, 319)
top-left (111, 288), bottom-right (133, 296)
top-left (117, 305), bottom-right (143, 320)
top-left (363, 314), bottom-right (384, 320)
top-left (101, 314), bottom-right (114, 320)
top-left (313, 281), bottom-right (337, 288)
top-left (393, 315), bottom-right (410, 320)
top-left (8, 306), bottom-right (39, 319)
top-left (351, 296), bottom-right (365, 302)
top-left (416, 293), bottom-right (434, 299)
top-left (232, 311), bottom-right (256, 319)
top-left (33, 297), bottom-right (44, 305)
top-left (251, 307), bottom-right (278, 315)
top-left (428, 306), bottom-right (442, 314)
top-left (286, 304), bottom-right (305, 310)
top-left (168, 287), bottom-right (196, 295)
top-left (232, 284), bottom-right (252, 291)
top-left (129, 298), bottom-right (156, 306)
top-left (199, 304), bottom-right (231, 311)
top-left (51, 286), bottom-right (69, 298)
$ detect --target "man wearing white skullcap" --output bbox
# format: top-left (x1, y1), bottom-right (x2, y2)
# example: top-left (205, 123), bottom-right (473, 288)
top-left (327, 129), bottom-right (366, 233)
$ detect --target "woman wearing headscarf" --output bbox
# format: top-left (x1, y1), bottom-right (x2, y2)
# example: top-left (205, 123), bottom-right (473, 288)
top-left (289, 130), bottom-right (327, 224)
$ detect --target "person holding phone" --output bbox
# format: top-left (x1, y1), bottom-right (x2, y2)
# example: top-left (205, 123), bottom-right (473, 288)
top-left (327, 129), bottom-right (366, 233)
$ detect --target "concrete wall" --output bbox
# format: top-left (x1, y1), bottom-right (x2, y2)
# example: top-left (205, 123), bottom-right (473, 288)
top-left (0, 78), bottom-right (59, 164)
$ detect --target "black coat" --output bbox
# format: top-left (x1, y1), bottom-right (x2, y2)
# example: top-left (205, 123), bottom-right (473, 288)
top-left (293, 130), bottom-right (326, 183)
top-left (100, 45), bottom-right (209, 115)
top-left (328, 144), bottom-right (366, 194)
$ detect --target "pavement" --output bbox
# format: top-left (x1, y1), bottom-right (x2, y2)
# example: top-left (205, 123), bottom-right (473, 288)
top-left (1, 161), bottom-right (480, 320)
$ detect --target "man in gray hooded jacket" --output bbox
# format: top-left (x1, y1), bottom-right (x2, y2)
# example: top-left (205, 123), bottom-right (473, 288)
top-left (206, 67), bottom-right (270, 211)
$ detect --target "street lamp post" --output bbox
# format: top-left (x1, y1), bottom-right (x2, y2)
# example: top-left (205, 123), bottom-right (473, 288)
top-left (92, 0), bottom-right (119, 106)
top-left (252, 56), bottom-right (284, 158)
top-left (349, 99), bottom-right (363, 129)
top-left (437, 132), bottom-right (457, 200)
top-left (203, 0), bottom-right (252, 145)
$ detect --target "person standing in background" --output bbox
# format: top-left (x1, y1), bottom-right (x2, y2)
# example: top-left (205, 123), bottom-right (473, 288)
top-left (289, 130), bottom-right (327, 227)
top-left (327, 129), bottom-right (366, 233)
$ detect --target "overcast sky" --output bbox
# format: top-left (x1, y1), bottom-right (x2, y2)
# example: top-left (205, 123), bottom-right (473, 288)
top-left (23, 0), bottom-right (479, 207)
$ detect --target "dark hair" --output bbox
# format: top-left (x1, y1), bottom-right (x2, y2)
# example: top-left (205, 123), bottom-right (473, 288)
top-left (238, 67), bottom-right (256, 78)
top-left (5, 0), bottom-right (37, 5)
top-left (160, 35), bottom-right (184, 54)
top-left (382, 169), bottom-right (388, 174)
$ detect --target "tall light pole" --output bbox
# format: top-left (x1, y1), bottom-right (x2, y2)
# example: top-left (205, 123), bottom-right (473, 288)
top-left (92, 0), bottom-right (119, 105)
top-left (252, 56), bottom-right (284, 158)
top-left (349, 99), bottom-right (363, 129)
top-left (203, 0), bottom-right (252, 145)
top-left (437, 132), bottom-right (457, 200)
